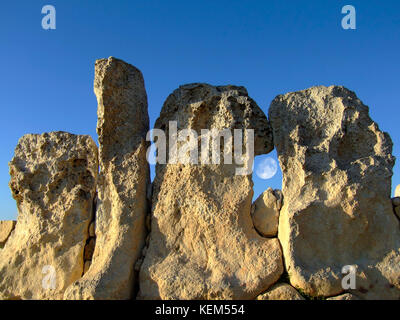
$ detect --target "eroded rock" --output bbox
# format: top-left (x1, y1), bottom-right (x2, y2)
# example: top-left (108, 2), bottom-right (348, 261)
top-left (392, 197), bottom-right (400, 220)
top-left (392, 197), bottom-right (400, 207)
top-left (83, 238), bottom-right (96, 261)
top-left (139, 83), bottom-right (283, 300)
top-left (269, 85), bottom-right (400, 299)
top-left (256, 283), bottom-right (304, 300)
top-left (0, 132), bottom-right (98, 300)
top-left (0, 221), bottom-right (16, 248)
top-left (327, 293), bottom-right (359, 300)
top-left (251, 188), bottom-right (282, 237)
top-left (88, 221), bottom-right (95, 238)
top-left (83, 261), bottom-right (91, 274)
top-left (394, 207), bottom-right (400, 220)
top-left (64, 57), bottom-right (150, 300)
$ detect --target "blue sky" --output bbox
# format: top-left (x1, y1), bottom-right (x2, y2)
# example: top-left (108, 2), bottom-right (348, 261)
top-left (1, 1), bottom-right (399, 220)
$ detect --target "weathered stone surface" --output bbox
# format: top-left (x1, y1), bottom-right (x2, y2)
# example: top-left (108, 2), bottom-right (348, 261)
top-left (84, 238), bottom-right (96, 261)
top-left (395, 184), bottom-right (400, 197)
top-left (0, 221), bottom-right (16, 248)
top-left (0, 132), bottom-right (98, 300)
top-left (327, 293), bottom-right (359, 300)
top-left (394, 207), bottom-right (400, 220)
top-left (257, 283), bottom-right (304, 300)
top-left (64, 57), bottom-right (150, 300)
top-left (269, 85), bottom-right (400, 299)
top-left (139, 83), bottom-right (282, 300)
top-left (83, 261), bottom-right (91, 274)
top-left (392, 197), bottom-right (400, 207)
top-left (251, 188), bottom-right (282, 237)
top-left (88, 221), bottom-right (95, 238)
top-left (391, 198), bottom-right (400, 219)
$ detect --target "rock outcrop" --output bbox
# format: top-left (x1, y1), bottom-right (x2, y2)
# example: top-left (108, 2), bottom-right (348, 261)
top-left (0, 132), bottom-right (98, 300)
top-left (327, 293), bottom-right (359, 300)
top-left (64, 57), bottom-right (150, 300)
top-left (251, 188), bottom-right (282, 237)
top-left (138, 83), bottom-right (283, 300)
top-left (0, 221), bottom-right (16, 248)
top-left (256, 283), bottom-right (304, 300)
top-left (269, 85), bottom-right (400, 299)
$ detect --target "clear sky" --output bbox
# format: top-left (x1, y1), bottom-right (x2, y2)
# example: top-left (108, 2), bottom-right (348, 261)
top-left (1, 1), bottom-right (399, 220)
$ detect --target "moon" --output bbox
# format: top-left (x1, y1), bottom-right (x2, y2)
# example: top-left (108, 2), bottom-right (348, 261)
top-left (256, 157), bottom-right (278, 179)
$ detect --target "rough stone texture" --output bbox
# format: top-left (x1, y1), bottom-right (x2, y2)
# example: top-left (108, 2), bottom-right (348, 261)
top-left (256, 283), bottom-right (304, 300)
top-left (395, 207), bottom-right (400, 220)
top-left (395, 184), bottom-right (400, 197)
top-left (0, 132), bottom-right (98, 300)
top-left (269, 85), bottom-right (400, 299)
top-left (392, 197), bottom-right (400, 207)
top-left (0, 221), bottom-right (16, 248)
top-left (84, 238), bottom-right (96, 261)
top-left (64, 57), bottom-right (150, 300)
top-left (83, 261), bottom-right (91, 274)
top-left (393, 198), bottom-right (400, 220)
top-left (139, 83), bottom-right (283, 300)
top-left (88, 221), bottom-right (95, 237)
top-left (327, 293), bottom-right (359, 300)
top-left (251, 188), bottom-right (282, 237)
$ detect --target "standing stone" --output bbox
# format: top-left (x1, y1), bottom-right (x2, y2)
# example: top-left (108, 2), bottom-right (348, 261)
top-left (0, 132), bottom-right (98, 300)
top-left (251, 188), bottom-right (282, 237)
top-left (257, 283), bottom-right (305, 300)
top-left (0, 221), bottom-right (16, 248)
top-left (139, 83), bottom-right (283, 300)
top-left (64, 57), bottom-right (150, 300)
top-left (269, 85), bottom-right (400, 299)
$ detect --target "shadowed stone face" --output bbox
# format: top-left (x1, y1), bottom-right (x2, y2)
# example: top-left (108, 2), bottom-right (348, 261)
top-left (0, 221), bottom-right (15, 248)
